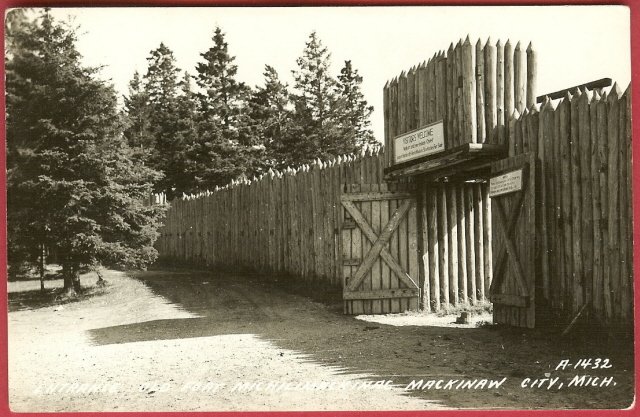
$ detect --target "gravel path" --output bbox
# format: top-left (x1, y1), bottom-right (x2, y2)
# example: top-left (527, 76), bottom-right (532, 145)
top-left (8, 270), bottom-right (437, 412)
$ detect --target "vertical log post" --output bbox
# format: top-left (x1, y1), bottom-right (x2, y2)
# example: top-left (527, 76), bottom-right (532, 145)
top-left (475, 39), bottom-right (486, 143)
top-left (461, 36), bottom-right (477, 144)
top-left (514, 41), bottom-right (526, 114)
top-left (484, 38), bottom-right (497, 143)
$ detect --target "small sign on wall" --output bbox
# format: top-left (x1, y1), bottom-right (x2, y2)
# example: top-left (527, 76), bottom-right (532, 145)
top-left (489, 169), bottom-right (523, 197)
top-left (393, 120), bottom-right (445, 165)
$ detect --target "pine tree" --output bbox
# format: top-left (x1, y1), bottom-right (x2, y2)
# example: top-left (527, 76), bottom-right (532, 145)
top-left (190, 26), bottom-right (263, 189)
top-left (289, 31), bottom-right (348, 164)
top-left (248, 65), bottom-right (292, 167)
top-left (5, 9), bottom-right (52, 276)
top-left (178, 72), bottom-right (198, 125)
top-left (336, 60), bottom-right (378, 148)
top-left (195, 27), bottom-right (250, 139)
top-left (6, 9), bottom-right (165, 292)
top-left (123, 71), bottom-right (153, 161)
top-left (127, 43), bottom-right (196, 198)
top-left (145, 43), bottom-right (179, 113)
top-left (172, 71), bottom-right (200, 194)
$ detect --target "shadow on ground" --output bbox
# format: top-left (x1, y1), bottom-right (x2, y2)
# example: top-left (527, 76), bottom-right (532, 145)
top-left (85, 268), bottom-right (634, 410)
top-left (9, 280), bottom-right (106, 312)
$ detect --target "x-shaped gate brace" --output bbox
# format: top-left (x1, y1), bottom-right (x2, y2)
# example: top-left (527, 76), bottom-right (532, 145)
top-left (341, 197), bottom-right (418, 293)
top-left (489, 166), bottom-right (531, 307)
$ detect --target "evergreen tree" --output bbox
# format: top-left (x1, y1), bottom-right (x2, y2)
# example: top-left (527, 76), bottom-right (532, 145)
top-left (195, 26), bottom-right (250, 140)
top-left (123, 71), bottom-right (153, 161)
top-left (175, 72), bottom-right (198, 148)
top-left (143, 43), bottom-right (183, 183)
top-left (126, 43), bottom-right (196, 198)
top-left (144, 43), bottom-right (179, 112)
top-left (190, 26), bottom-right (263, 189)
top-left (336, 60), bottom-right (378, 148)
top-left (289, 31), bottom-right (350, 164)
top-left (248, 65), bottom-right (292, 167)
top-left (6, 9), bottom-right (165, 292)
top-left (172, 71), bottom-right (200, 193)
top-left (4, 9), bottom-right (42, 273)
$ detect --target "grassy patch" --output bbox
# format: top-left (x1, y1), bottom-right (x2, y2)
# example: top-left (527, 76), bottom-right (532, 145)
top-left (434, 301), bottom-right (493, 317)
top-left (8, 265), bottom-right (63, 282)
top-left (474, 319), bottom-right (497, 328)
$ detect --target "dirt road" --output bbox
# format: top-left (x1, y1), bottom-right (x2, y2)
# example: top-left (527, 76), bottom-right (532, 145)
top-left (8, 268), bottom-right (634, 411)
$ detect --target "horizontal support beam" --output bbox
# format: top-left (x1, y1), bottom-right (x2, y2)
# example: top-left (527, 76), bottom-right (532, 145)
top-left (420, 160), bottom-right (493, 183)
top-left (536, 78), bottom-right (612, 103)
top-left (342, 258), bottom-right (361, 266)
top-left (341, 192), bottom-right (414, 202)
top-left (343, 288), bottom-right (419, 300)
top-left (384, 143), bottom-right (506, 181)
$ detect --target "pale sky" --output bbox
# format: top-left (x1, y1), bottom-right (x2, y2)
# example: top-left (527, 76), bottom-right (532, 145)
top-left (50, 6), bottom-right (631, 142)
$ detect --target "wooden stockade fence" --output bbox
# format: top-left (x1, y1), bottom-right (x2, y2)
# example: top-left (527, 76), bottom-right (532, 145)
top-left (479, 82), bottom-right (633, 326)
top-left (157, 148), bottom-right (386, 288)
top-left (155, 33), bottom-right (633, 326)
top-left (383, 36), bottom-right (538, 167)
top-left (155, 146), bottom-right (494, 313)
top-left (418, 182), bottom-right (493, 311)
top-left (522, 84), bottom-right (633, 324)
top-left (381, 34), bottom-right (633, 325)
top-left (381, 36), bottom-right (526, 311)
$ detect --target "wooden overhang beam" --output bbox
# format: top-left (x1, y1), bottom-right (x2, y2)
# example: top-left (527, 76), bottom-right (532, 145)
top-left (383, 142), bottom-right (507, 183)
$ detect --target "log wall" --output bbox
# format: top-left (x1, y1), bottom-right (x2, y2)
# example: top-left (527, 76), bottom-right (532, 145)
top-left (418, 182), bottom-right (492, 311)
top-left (156, 150), bottom-right (385, 288)
top-left (155, 147), bottom-right (493, 311)
top-left (523, 84), bottom-right (634, 324)
top-left (155, 33), bottom-right (632, 325)
top-left (383, 37), bottom-right (538, 166)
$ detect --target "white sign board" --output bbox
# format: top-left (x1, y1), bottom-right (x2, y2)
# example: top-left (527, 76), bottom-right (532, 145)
top-left (393, 121), bottom-right (445, 164)
top-left (489, 169), bottom-right (523, 197)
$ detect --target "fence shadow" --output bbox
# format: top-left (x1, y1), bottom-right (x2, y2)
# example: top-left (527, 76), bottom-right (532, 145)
top-left (85, 269), bottom-right (634, 410)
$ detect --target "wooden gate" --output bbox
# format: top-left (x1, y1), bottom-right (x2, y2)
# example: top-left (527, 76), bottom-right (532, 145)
top-left (340, 184), bottom-right (420, 314)
top-left (488, 153), bottom-right (537, 328)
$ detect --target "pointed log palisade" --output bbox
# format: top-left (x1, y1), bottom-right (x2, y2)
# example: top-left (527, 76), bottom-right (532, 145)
top-left (154, 36), bottom-right (633, 327)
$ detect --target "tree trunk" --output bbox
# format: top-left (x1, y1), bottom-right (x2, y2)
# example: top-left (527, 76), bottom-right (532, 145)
top-left (62, 261), bottom-right (81, 295)
top-left (95, 268), bottom-right (107, 287)
top-left (72, 264), bottom-right (82, 292)
top-left (62, 262), bottom-right (72, 290)
top-left (39, 244), bottom-right (45, 292)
